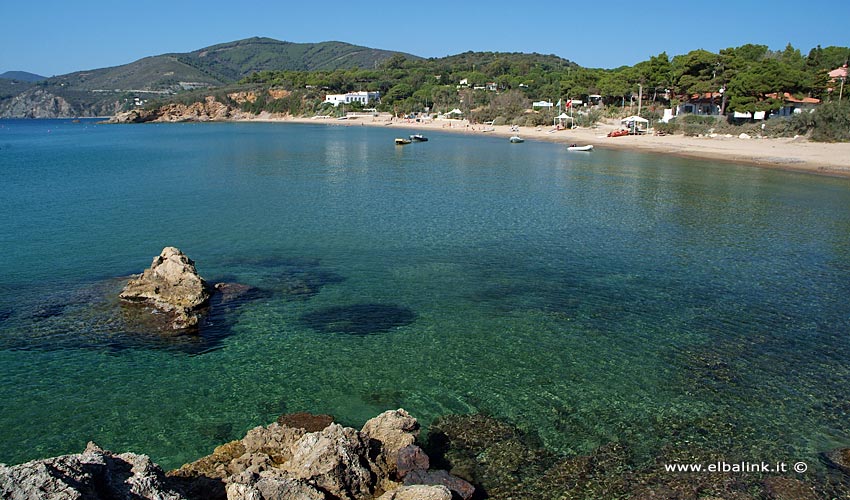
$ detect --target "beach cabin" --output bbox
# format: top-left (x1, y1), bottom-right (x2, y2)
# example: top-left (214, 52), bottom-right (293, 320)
top-left (766, 92), bottom-right (820, 117)
top-left (677, 92), bottom-right (721, 116)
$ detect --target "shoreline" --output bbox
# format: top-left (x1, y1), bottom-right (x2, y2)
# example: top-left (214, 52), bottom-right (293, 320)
top-left (250, 114), bottom-right (850, 179)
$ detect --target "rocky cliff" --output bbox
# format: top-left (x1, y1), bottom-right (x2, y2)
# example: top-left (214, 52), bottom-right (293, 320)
top-left (105, 96), bottom-right (249, 124)
top-left (0, 410), bottom-right (471, 500)
top-left (0, 87), bottom-right (122, 118)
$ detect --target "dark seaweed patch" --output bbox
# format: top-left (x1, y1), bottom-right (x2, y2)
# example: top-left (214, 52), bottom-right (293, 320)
top-left (0, 279), bottom-right (264, 356)
top-left (300, 303), bottom-right (415, 335)
top-left (223, 255), bottom-right (345, 299)
top-left (362, 388), bottom-right (406, 409)
top-left (30, 303), bottom-right (67, 320)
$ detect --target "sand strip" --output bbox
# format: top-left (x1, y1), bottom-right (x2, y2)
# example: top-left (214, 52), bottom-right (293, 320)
top-left (248, 114), bottom-right (850, 179)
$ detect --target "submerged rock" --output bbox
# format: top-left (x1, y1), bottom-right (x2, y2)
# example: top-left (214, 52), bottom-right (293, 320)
top-left (300, 303), bottom-right (416, 335)
top-left (120, 247), bottom-right (211, 330)
top-left (0, 442), bottom-right (185, 499)
top-left (276, 411), bottom-right (334, 432)
top-left (762, 476), bottom-right (819, 500)
top-left (823, 447), bottom-right (850, 475)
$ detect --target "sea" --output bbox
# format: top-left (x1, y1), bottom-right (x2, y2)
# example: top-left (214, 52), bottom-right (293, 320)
top-left (1, 118), bottom-right (849, 478)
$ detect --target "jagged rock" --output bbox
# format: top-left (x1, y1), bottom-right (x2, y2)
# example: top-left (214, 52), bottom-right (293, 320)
top-left (241, 422), bottom-right (306, 470)
top-left (105, 97), bottom-right (240, 124)
top-left (2, 410), bottom-right (476, 500)
top-left (403, 469), bottom-right (475, 500)
top-left (169, 410), bottom-right (453, 499)
top-left (170, 440), bottom-right (247, 480)
top-left (120, 247), bottom-right (211, 329)
top-left (225, 472), bottom-right (325, 500)
top-left (281, 423), bottom-right (375, 500)
top-left (0, 442), bottom-right (185, 499)
top-left (362, 409), bottom-right (420, 480)
top-left (377, 484), bottom-right (452, 500)
top-left (108, 108), bottom-right (156, 123)
top-left (396, 444), bottom-right (429, 479)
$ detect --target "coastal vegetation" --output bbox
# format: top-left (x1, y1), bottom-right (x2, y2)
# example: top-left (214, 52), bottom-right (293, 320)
top-left (161, 42), bottom-right (849, 140)
top-left (3, 37), bottom-right (848, 140)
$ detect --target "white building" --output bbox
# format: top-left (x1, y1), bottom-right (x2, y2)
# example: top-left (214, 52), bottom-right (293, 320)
top-left (324, 91), bottom-right (381, 107)
top-left (532, 101), bottom-right (554, 109)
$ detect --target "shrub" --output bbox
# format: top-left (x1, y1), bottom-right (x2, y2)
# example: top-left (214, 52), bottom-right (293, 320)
top-left (679, 114), bottom-right (719, 126)
top-left (655, 120), bottom-right (679, 134)
top-left (493, 116), bottom-right (507, 126)
top-left (762, 113), bottom-right (813, 138)
top-left (812, 101), bottom-right (850, 142)
top-left (574, 108), bottom-right (602, 127)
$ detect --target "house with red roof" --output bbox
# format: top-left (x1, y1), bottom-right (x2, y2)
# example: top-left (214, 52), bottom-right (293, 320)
top-left (766, 92), bottom-right (820, 117)
top-left (676, 92), bottom-right (722, 116)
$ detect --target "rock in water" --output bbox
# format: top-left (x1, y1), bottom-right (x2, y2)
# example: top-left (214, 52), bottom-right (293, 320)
top-left (119, 247), bottom-right (211, 329)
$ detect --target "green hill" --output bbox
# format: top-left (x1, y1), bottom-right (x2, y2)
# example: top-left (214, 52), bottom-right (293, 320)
top-left (0, 71), bottom-right (46, 82)
top-left (176, 37), bottom-right (416, 81)
top-left (432, 51), bottom-right (577, 71)
top-left (0, 37), bottom-right (417, 118)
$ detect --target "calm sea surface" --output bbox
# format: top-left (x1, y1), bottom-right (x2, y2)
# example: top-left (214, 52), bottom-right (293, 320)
top-left (1, 119), bottom-right (849, 471)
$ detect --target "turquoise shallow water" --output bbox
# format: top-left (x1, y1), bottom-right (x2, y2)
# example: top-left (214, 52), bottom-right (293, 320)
top-left (1, 119), bottom-right (849, 473)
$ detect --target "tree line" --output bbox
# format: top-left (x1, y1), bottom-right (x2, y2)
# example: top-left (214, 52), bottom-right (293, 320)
top-left (147, 43), bottom-right (850, 139)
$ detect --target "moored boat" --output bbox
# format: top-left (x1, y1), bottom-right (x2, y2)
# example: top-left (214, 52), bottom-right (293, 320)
top-left (509, 136), bottom-right (524, 143)
top-left (409, 134), bottom-right (428, 142)
top-left (567, 144), bottom-right (594, 151)
top-left (395, 138), bottom-right (412, 145)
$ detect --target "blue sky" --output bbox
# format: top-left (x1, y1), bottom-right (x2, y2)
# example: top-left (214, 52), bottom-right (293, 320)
top-left (2, 0), bottom-right (848, 76)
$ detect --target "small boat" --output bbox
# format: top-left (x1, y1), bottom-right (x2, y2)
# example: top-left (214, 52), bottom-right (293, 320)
top-left (567, 144), bottom-right (594, 151)
top-left (395, 138), bottom-right (412, 145)
top-left (409, 134), bottom-right (428, 142)
top-left (607, 129), bottom-right (629, 138)
top-left (509, 136), bottom-right (524, 143)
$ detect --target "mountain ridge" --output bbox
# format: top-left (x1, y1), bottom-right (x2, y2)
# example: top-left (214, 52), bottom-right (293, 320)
top-left (0, 37), bottom-right (418, 118)
top-left (0, 71), bottom-right (46, 82)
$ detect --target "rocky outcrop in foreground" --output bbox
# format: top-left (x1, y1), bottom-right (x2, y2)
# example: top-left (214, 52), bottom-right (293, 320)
top-left (119, 247), bottom-right (212, 329)
top-left (0, 410), bottom-right (472, 500)
top-left (0, 442), bottom-right (184, 499)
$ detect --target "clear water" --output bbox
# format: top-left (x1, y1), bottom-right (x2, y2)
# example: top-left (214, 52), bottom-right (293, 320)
top-left (1, 119), bottom-right (849, 473)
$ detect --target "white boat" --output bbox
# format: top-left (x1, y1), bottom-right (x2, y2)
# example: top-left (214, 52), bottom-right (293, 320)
top-left (509, 136), bottom-right (524, 143)
top-left (567, 144), bottom-right (593, 151)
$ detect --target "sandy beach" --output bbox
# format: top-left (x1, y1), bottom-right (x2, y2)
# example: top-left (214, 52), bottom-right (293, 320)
top-left (269, 114), bottom-right (850, 179)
